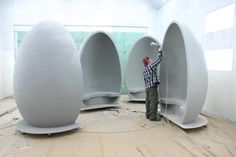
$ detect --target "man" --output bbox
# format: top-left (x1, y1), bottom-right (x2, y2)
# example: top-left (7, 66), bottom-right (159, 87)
top-left (142, 42), bottom-right (162, 121)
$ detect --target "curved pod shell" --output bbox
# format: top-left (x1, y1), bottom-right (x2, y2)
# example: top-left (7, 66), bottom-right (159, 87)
top-left (160, 22), bottom-right (208, 128)
top-left (126, 36), bottom-right (160, 101)
top-left (14, 21), bottom-right (83, 132)
top-left (79, 32), bottom-right (121, 110)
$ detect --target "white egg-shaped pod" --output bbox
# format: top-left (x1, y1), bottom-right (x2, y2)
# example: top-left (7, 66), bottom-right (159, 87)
top-left (126, 36), bottom-right (160, 101)
top-left (79, 32), bottom-right (121, 110)
top-left (160, 22), bottom-right (208, 129)
top-left (14, 21), bottom-right (83, 134)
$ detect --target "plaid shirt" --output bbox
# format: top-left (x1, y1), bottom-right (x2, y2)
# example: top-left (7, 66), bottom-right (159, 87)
top-left (143, 53), bottom-right (162, 89)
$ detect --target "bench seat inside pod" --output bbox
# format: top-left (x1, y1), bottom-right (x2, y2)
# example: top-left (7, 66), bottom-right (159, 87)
top-left (14, 21), bottom-right (83, 134)
top-left (159, 22), bottom-right (208, 129)
top-left (126, 36), bottom-right (160, 101)
top-left (80, 32), bottom-right (121, 110)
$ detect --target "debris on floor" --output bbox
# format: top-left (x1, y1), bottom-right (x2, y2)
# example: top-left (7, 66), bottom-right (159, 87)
top-left (0, 95), bottom-right (236, 157)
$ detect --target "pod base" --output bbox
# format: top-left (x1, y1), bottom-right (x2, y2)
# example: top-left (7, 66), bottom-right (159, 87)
top-left (161, 113), bottom-right (207, 129)
top-left (16, 120), bottom-right (79, 135)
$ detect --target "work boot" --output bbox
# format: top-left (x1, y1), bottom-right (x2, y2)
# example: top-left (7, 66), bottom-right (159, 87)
top-left (150, 114), bottom-right (163, 121)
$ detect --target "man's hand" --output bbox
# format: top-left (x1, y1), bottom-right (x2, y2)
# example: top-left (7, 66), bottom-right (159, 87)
top-left (158, 47), bottom-right (162, 55)
top-left (150, 42), bottom-right (159, 47)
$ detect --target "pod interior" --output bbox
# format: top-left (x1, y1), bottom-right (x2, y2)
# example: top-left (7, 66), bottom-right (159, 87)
top-left (160, 23), bottom-right (187, 109)
top-left (159, 22), bottom-right (208, 129)
top-left (126, 36), bottom-right (160, 101)
top-left (80, 32), bottom-right (121, 109)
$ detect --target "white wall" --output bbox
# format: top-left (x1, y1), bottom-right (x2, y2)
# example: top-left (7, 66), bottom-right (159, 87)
top-left (0, 23), bottom-right (2, 99)
top-left (0, 0), bottom-right (15, 99)
top-left (0, 3), bottom-right (5, 99)
top-left (0, 0), bottom-right (158, 99)
top-left (11, 0), bottom-right (152, 26)
top-left (0, 50), bottom-right (3, 99)
top-left (153, 0), bottom-right (205, 44)
top-left (203, 0), bottom-right (236, 122)
top-left (154, 0), bottom-right (236, 122)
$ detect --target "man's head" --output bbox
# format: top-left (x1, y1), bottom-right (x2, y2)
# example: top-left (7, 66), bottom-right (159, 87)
top-left (143, 56), bottom-right (152, 66)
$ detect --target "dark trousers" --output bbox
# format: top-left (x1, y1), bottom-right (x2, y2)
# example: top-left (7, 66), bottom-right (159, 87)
top-left (145, 86), bottom-right (158, 120)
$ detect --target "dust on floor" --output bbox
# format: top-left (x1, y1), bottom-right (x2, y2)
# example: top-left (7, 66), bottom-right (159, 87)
top-left (0, 96), bottom-right (236, 157)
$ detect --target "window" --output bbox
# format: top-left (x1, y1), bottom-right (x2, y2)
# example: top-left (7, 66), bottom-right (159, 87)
top-left (205, 4), bottom-right (234, 33)
top-left (205, 49), bottom-right (233, 71)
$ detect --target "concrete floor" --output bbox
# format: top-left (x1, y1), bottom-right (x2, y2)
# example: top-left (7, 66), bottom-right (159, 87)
top-left (0, 95), bottom-right (236, 157)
